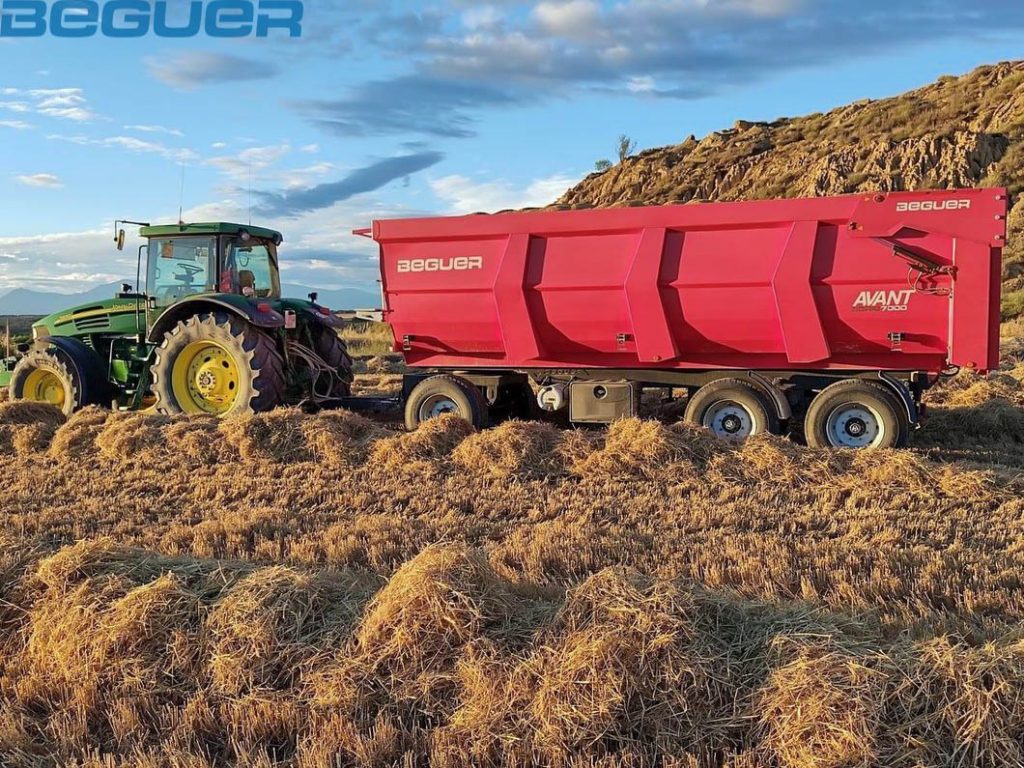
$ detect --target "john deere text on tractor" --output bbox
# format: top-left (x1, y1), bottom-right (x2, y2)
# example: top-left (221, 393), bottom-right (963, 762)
top-left (0, 222), bottom-right (352, 417)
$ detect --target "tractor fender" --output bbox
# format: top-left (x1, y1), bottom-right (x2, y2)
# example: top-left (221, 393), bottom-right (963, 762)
top-left (296, 306), bottom-right (345, 330)
top-left (33, 335), bottom-right (111, 405)
top-left (147, 297), bottom-right (285, 343)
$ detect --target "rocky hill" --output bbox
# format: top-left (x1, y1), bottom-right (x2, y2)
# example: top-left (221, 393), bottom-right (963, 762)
top-left (558, 61), bottom-right (1024, 318)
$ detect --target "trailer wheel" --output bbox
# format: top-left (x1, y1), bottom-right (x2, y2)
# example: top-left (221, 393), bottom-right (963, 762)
top-left (684, 378), bottom-right (779, 440)
top-left (405, 375), bottom-right (488, 431)
top-left (805, 380), bottom-right (908, 450)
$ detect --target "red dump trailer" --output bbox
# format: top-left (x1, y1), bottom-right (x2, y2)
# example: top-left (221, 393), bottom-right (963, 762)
top-left (360, 188), bottom-right (1008, 449)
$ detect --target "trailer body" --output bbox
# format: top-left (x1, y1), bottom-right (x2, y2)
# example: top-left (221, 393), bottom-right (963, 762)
top-left (370, 189), bottom-right (1007, 377)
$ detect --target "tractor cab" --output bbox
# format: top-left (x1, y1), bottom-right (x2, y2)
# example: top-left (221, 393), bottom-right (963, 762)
top-left (138, 223), bottom-right (284, 312)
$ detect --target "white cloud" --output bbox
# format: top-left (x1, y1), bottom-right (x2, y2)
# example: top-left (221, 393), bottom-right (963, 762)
top-left (278, 162), bottom-right (337, 189)
top-left (124, 124), bottom-right (185, 137)
top-left (429, 173), bottom-right (576, 214)
top-left (15, 173), bottom-right (63, 189)
top-left (27, 88), bottom-right (98, 121)
top-left (300, 143), bottom-right (319, 153)
top-left (207, 143), bottom-right (292, 181)
top-left (693, 0), bottom-right (801, 17)
top-left (463, 6), bottom-right (504, 30)
top-left (0, 119), bottom-right (31, 130)
top-left (0, 228), bottom-right (132, 292)
top-left (0, 87), bottom-right (99, 122)
top-left (145, 52), bottom-right (280, 90)
top-left (38, 106), bottom-right (95, 121)
top-left (627, 75), bottom-right (656, 93)
top-left (47, 133), bottom-right (199, 163)
top-left (533, 0), bottom-right (602, 38)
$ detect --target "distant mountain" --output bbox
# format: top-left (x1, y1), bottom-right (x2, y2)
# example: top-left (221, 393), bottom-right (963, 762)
top-left (281, 284), bottom-right (381, 311)
top-left (0, 281), bottom-right (382, 317)
top-left (0, 282), bottom-right (128, 316)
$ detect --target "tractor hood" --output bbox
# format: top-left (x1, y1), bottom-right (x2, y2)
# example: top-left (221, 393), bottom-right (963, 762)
top-left (33, 296), bottom-right (145, 340)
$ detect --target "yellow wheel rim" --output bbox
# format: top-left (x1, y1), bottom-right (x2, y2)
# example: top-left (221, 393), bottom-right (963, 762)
top-left (22, 368), bottom-right (67, 408)
top-left (170, 341), bottom-right (242, 416)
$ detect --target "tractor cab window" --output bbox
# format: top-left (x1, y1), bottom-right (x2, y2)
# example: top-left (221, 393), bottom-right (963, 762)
top-left (148, 237), bottom-right (216, 309)
top-left (220, 237), bottom-right (281, 299)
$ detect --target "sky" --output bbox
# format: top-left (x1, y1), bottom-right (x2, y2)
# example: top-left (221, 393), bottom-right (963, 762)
top-left (1, 0), bottom-right (1023, 297)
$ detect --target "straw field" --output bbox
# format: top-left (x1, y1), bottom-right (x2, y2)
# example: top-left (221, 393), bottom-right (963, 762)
top-left (2, 344), bottom-right (1024, 766)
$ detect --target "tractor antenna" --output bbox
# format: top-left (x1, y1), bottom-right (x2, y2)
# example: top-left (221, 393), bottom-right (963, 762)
top-left (248, 162), bottom-right (253, 226)
top-left (178, 162), bottom-right (186, 226)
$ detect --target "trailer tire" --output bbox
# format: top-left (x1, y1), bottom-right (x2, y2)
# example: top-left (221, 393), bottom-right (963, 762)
top-left (405, 374), bottom-right (488, 431)
top-left (805, 380), bottom-right (908, 450)
top-left (684, 378), bottom-right (780, 440)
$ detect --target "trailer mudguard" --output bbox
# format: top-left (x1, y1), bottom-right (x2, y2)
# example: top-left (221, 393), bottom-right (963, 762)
top-left (147, 296), bottom-right (285, 343)
top-left (876, 373), bottom-right (919, 425)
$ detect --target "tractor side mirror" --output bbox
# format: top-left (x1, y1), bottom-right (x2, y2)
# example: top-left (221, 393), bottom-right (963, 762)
top-left (116, 229), bottom-right (126, 251)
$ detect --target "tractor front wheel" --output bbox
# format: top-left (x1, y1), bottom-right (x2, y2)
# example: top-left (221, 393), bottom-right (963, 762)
top-left (10, 349), bottom-right (83, 416)
top-left (151, 312), bottom-right (285, 417)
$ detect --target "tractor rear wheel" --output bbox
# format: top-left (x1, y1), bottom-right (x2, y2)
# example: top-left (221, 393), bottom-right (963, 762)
top-left (310, 325), bottom-right (354, 399)
top-left (151, 312), bottom-right (285, 417)
top-left (10, 349), bottom-right (83, 417)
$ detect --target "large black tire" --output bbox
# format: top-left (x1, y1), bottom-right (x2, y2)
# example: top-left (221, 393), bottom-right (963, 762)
top-left (404, 374), bottom-right (488, 431)
top-left (10, 348), bottom-right (85, 417)
top-left (804, 379), bottom-right (909, 449)
top-left (150, 312), bottom-right (285, 417)
top-left (683, 378), bottom-right (780, 440)
top-left (310, 325), bottom-right (354, 399)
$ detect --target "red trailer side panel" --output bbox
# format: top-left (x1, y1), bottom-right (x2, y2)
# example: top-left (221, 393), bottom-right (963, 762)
top-left (372, 189), bottom-right (1008, 374)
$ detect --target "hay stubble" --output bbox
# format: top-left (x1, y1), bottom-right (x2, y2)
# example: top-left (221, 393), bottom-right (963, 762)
top-left (2, 367), bottom-right (1024, 765)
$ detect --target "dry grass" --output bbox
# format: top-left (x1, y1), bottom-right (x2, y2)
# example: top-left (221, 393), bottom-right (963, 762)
top-left (1, 363), bottom-right (1024, 764)
top-left (369, 413), bottom-right (476, 472)
top-left (341, 322), bottom-right (394, 358)
top-left (0, 401), bottom-right (64, 456)
top-left (452, 420), bottom-right (566, 478)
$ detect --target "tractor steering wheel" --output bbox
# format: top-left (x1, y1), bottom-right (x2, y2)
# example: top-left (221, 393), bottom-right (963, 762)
top-left (175, 264), bottom-right (204, 284)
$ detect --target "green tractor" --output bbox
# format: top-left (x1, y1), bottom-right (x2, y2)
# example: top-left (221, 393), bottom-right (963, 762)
top-left (0, 222), bottom-right (353, 417)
